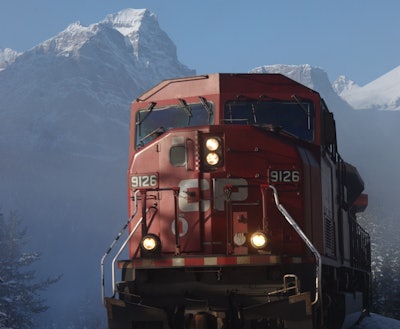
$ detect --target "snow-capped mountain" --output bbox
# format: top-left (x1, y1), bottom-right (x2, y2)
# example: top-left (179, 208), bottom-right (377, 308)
top-left (0, 8), bottom-right (194, 156)
top-left (251, 64), bottom-right (336, 97)
top-left (335, 66), bottom-right (400, 111)
top-left (102, 9), bottom-right (191, 81)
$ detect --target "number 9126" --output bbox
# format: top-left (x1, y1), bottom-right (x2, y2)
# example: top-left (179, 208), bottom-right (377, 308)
top-left (130, 174), bottom-right (158, 189)
top-left (269, 170), bottom-right (300, 183)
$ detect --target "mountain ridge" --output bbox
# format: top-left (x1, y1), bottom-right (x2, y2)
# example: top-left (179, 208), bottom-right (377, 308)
top-left (0, 8), bottom-right (195, 155)
top-left (338, 65), bottom-right (400, 111)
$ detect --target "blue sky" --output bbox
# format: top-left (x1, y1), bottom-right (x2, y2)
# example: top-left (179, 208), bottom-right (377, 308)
top-left (1, 0), bottom-right (399, 85)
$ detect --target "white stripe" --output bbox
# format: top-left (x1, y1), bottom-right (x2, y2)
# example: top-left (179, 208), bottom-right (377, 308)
top-left (292, 257), bottom-right (302, 264)
top-left (172, 258), bottom-right (184, 266)
top-left (204, 257), bottom-right (217, 266)
top-left (237, 256), bottom-right (250, 264)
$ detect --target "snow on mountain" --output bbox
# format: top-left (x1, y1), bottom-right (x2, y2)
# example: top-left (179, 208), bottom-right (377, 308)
top-left (338, 65), bottom-right (400, 111)
top-left (332, 75), bottom-right (360, 95)
top-left (0, 8), bottom-right (194, 155)
top-left (0, 47), bottom-right (20, 71)
top-left (37, 21), bottom-right (99, 57)
top-left (250, 64), bottom-right (337, 97)
top-left (101, 8), bottom-right (192, 84)
top-left (103, 8), bottom-right (146, 38)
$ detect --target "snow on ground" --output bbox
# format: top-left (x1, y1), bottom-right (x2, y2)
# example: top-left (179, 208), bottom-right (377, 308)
top-left (355, 313), bottom-right (400, 329)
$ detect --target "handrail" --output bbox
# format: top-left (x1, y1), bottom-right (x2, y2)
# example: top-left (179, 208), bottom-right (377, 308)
top-left (266, 184), bottom-right (322, 306)
top-left (101, 190), bottom-right (140, 304)
top-left (110, 205), bottom-right (157, 298)
top-left (111, 217), bottom-right (143, 297)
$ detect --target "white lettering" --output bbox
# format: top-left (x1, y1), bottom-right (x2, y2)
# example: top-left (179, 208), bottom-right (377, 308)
top-left (213, 178), bottom-right (248, 211)
top-left (178, 179), bottom-right (210, 212)
top-left (270, 170), bottom-right (300, 183)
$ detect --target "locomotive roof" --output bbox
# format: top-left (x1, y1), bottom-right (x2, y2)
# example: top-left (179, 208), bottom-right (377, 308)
top-left (135, 73), bottom-right (320, 103)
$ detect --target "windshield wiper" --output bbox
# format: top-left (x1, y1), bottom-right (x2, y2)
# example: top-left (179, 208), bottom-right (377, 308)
top-left (291, 95), bottom-right (311, 130)
top-left (199, 96), bottom-right (213, 124)
top-left (179, 99), bottom-right (192, 125)
top-left (257, 124), bottom-right (300, 140)
top-left (137, 126), bottom-right (166, 148)
top-left (136, 102), bottom-right (156, 126)
top-left (251, 103), bottom-right (257, 123)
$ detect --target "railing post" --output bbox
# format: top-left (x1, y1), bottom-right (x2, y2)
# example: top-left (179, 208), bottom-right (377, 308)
top-left (141, 189), bottom-right (147, 236)
top-left (263, 184), bottom-right (322, 306)
top-left (101, 190), bottom-right (140, 304)
top-left (173, 187), bottom-right (181, 255)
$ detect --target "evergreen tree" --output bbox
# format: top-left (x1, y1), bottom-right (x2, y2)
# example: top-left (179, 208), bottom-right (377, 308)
top-left (359, 204), bottom-right (400, 319)
top-left (0, 211), bottom-right (61, 329)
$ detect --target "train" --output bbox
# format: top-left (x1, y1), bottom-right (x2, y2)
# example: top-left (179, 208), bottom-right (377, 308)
top-left (101, 73), bottom-right (371, 329)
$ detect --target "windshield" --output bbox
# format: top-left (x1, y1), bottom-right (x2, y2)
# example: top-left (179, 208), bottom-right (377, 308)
top-left (224, 100), bottom-right (315, 141)
top-left (136, 101), bottom-right (213, 148)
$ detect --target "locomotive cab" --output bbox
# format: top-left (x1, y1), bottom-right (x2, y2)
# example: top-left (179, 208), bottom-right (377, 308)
top-left (102, 74), bottom-right (371, 329)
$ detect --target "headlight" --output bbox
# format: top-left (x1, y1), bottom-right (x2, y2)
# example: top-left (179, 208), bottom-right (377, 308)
top-left (203, 135), bottom-right (223, 169)
top-left (140, 234), bottom-right (161, 256)
top-left (206, 152), bottom-right (220, 165)
top-left (250, 231), bottom-right (268, 249)
top-left (205, 138), bottom-right (220, 151)
top-left (142, 236), bottom-right (157, 251)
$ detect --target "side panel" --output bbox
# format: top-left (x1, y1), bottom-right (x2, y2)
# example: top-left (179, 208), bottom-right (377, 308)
top-left (321, 156), bottom-right (338, 259)
top-left (297, 148), bottom-right (323, 253)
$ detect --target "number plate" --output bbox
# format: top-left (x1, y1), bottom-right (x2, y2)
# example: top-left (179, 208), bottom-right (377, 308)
top-left (130, 173), bottom-right (158, 189)
top-left (269, 169), bottom-right (300, 183)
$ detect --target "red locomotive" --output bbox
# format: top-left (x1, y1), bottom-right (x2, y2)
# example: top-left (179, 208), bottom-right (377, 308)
top-left (102, 73), bottom-right (370, 329)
